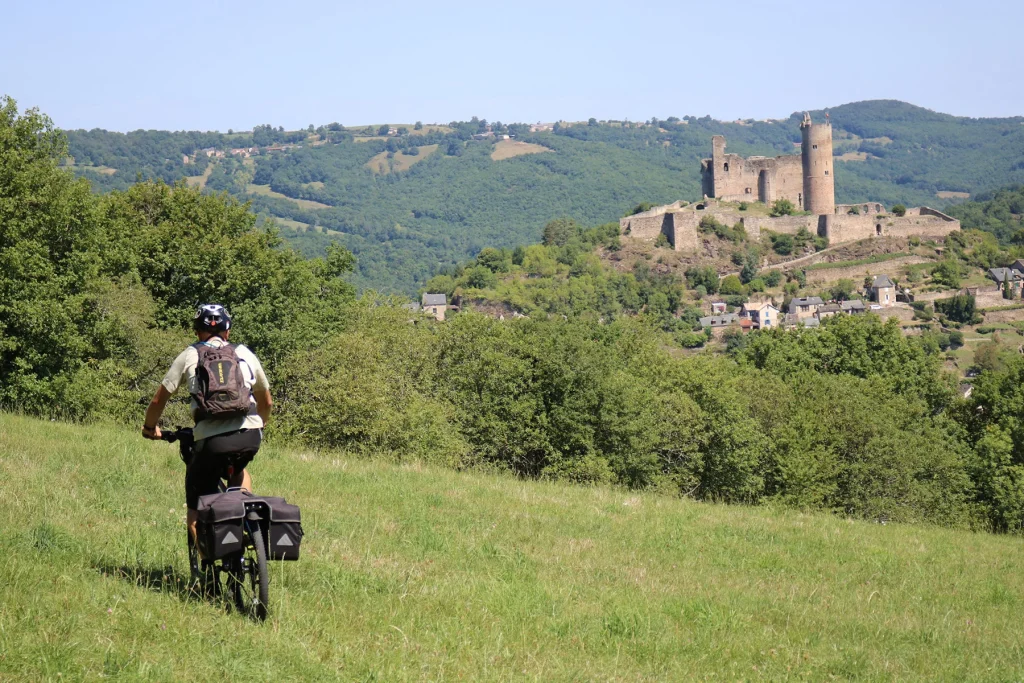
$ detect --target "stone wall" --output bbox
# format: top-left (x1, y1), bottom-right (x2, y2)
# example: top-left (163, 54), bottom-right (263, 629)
top-left (824, 212), bottom-right (959, 244)
top-left (701, 136), bottom-right (803, 207)
top-left (619, 201), bottom-right (684, 242)
top-left (742, 214), bottom-right (818, 237)
top-left (622, 199), bottom-right (960, 255)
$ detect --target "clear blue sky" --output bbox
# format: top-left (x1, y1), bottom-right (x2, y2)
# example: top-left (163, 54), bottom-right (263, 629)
top-left (2, 0), bottom-right (1020, 132)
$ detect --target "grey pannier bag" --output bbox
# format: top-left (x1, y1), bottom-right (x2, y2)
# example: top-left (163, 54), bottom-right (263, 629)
top-left (192, 343), bottom-right (252, 421)
top-left (259, 496), bottom-right (304, 561)
top-left (195, 491), bottom-right (248, 559)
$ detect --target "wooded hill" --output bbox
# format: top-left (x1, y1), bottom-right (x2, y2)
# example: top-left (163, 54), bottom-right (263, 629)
top-left (64, 100), bottom-right (1024, 292)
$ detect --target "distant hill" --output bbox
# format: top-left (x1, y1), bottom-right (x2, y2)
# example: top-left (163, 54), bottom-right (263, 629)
top-left (63, 101), bottom-right (1024, 292)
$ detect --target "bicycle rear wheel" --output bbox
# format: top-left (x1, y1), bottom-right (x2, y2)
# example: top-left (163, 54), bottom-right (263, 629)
top-left (187, 530), bottom-right (220, 598)
top-left (231, 520), bottom-right (269, 621)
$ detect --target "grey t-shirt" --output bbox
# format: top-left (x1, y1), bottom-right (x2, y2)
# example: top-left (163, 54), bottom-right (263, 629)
top-left (161, 337), bottom-right (270, 441)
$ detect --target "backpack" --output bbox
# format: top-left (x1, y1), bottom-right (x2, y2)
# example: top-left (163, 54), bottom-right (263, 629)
top-left (192, 343), bottom-right (252, 421)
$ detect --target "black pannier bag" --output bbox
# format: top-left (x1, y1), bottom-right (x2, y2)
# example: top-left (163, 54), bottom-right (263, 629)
top-left (261, 496), bottom-right (304, 561)
top-left (195, 491), bottom-right (247, 559)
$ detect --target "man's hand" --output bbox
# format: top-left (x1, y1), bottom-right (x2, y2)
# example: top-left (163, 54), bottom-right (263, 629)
top-left (143, 386), bottom-right (171, 439)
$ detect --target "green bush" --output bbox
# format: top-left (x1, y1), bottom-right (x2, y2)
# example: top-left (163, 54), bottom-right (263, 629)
top-left (892, 204), bottom-right (907, 217)
top-left (770, 199), bottom-right (795, 217)
top-left (720, 275), bottom-right (744, 295)
top-left (770, 234), bottom-right (794, 255)
top-left (934, 293), bottom-right (978, 324)
top-left (763, 270), bottom-right (783, 288)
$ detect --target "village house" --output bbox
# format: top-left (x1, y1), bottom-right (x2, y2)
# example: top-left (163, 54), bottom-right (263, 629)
top-left (788, 296), bottom-right (824, 320)
top-left (699, 313), bottom-right (740, 329)
top-left (710, 301), bottom-right (727, 314)
top-left (989, 267), bottom-right (1024, 298)
top-left (422, 293), bottom-right (448, 321)
top-left (816, 303), bottom-right (842, 320)
top-left (840, 300), bottom-right (866, 315)
top-left (741, 301), bottom-right (779, 329)
top-left (870, 275), bottom-right (896, 307)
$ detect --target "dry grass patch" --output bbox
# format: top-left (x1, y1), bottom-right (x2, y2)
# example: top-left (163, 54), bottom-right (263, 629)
top-left (365, 145), bottom-right (439, 175)
top-left (491, 140), bottom-right (552, 161)
top-left (185, 165), bottom-right (213, 189)
top-left (937, 191), bottom-right (971, 199)
top-left (246, 184), bottom-right (331, 210)
top-left (303, 181), bottom-right (325, 190)
top-left (273, 217), bottom-right (311, 231)
top-left (837, 151), bottom-right (869, 161)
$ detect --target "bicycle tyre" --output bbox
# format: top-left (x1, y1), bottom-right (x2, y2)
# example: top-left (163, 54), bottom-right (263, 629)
top-left (187, 530), bottom-right (219, 598)
top-left (232, 521), bottom-right (269, 621)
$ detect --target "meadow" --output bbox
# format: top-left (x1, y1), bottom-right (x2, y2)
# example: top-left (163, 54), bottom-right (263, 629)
top-left (3, 413), bottom-right (1024, 680)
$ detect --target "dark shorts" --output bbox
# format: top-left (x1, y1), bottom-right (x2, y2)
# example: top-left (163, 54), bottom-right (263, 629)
top-left (185, 429), bottom-right (261, 509)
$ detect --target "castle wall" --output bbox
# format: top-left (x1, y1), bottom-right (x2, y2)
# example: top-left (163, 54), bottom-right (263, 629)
top-left (701, 136), bottom-right (803, 207)
top-left (825, 213), bottom-right (960, 243)
top-left (742, 214), bottom-right (818, 237)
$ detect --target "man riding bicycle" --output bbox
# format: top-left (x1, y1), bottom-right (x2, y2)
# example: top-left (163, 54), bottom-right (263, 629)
top-left (142, 304), bottom-right (273, 550)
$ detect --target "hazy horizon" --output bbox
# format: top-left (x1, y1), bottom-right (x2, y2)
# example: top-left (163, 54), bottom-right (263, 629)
top-left (3, 0), bottom-right (1021, 132)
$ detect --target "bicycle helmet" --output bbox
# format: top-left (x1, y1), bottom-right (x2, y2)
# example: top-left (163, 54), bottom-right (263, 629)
top-left (193, 303), bottom-right (232, 334)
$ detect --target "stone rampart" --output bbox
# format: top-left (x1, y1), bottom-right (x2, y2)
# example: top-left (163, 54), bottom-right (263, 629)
top-left (825, 212), bottom-right (959, 244)
top-left (742, 214), bottom-right (818, 237)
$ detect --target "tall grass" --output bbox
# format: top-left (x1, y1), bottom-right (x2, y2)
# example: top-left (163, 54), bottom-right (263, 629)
top-left (2, 413), bottom-right (1024, 679)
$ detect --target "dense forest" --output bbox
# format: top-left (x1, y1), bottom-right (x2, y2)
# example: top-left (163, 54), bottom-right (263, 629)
top-left (10, 95), bottom-right (1024, 534)
top-left (62, 100), bottom-right (1024, 292)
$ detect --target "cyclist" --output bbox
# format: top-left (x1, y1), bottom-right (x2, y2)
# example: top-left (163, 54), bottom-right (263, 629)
top-left (142, 304), bottom-right (273, 550)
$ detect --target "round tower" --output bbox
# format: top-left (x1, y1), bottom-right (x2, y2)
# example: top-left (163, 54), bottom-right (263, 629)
top-left (800, 113), bottom-right (834, 215)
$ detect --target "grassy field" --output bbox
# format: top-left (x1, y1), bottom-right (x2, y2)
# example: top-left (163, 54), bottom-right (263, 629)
top-left (3, 413), bottom-right (1024, 680)
top-left (245, 184), bottom-right (331, 210)
top-left (185, 165), bottom-right (213, 189)
top-left (491, 140), bottom-right (552, 161)
top-left (365, 145), bottom-right (440, 175)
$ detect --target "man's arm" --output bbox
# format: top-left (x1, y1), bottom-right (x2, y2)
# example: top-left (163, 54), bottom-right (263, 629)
top-left (142, 385), bottom-right (171, 439)
top-left (254, 389), bottom-right (273, 425)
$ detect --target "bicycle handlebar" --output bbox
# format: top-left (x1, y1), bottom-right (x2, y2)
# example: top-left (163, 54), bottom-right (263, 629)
top-left (159, 427), bottom-right (195, 462)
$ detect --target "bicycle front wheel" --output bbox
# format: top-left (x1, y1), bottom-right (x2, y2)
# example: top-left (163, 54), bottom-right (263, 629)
top-left (231, 520), bottom-right (269, 621)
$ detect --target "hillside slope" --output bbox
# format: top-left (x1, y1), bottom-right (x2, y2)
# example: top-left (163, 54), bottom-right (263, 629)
top-left (3, 413), bottom-right (1024, 679)
top-left (62, 100), bottom-right (1024, 292)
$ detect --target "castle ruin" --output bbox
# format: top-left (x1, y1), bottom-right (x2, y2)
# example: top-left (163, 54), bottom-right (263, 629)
top-left (624, 113), bottom-right (959, 252)
top-left (700, 113), bottom-right (834, 213)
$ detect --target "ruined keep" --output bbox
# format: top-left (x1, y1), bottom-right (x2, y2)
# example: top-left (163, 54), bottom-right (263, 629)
top-left (700, 136), bottom-right (804, 207)
top-left (800, 112), bottom-right (834, 215)
top-left (700, 113), bottom-right (836, 214)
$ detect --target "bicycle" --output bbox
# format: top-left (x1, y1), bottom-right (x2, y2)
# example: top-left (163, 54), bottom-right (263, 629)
top-left (160, 428), bottom-right (270, 621)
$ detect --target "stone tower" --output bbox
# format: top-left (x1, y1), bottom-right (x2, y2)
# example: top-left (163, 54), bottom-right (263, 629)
top-left (800, 112), bottom-right (834, 215)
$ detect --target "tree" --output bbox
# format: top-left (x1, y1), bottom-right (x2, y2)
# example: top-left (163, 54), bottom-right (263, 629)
top-left (720, 275), bottom-right (744, 295)
top-left (588, 118), bottom-right (598, 126)
top-left (770, 199), bottom-right (795, 217)
top-left (931, 259), bottom-right (962, 289)
top-left (685, 266), bottom-right (719, 294)
top-left (934, 293), bottom-right (977, 323)
top-left (378, 124), bottom-right (390, 136)
top-left (475, 247), bottom-right (510, 273)
top-left (542, 217), bottom-right (580, 247)
top-left (892, 204), bottom-right (907, 217)
top-left (463, 265), bottom-right (498, 289)
top-left (830, 279), bottom-right (855, 301)
top-left (414, 121), bottom-right (423, 130)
